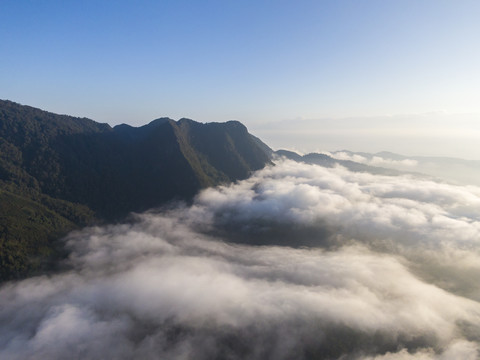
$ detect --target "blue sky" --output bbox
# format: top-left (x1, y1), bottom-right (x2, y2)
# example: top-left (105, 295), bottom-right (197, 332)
top-left (2, 1), bottom-right (480, 157)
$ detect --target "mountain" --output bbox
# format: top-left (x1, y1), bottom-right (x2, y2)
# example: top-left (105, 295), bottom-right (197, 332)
top-left (330, 150), bottom-right (480, 186)
top-left (0, 100), bottom-right (272, 281)
top-left (279, 149), bottom-right (480, 187)
top-left (275, 150), bottom-right (407, 176)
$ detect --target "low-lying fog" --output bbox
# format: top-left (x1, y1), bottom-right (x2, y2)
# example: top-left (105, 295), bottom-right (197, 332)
top-left (2, 159), bottom-right (480, 359)
top-left (328, 150), bottom-right (480, 187)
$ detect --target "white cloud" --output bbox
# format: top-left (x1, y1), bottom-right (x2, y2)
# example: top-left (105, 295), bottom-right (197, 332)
top-left (1, 159), bottom-right (480, 359)
top-left (328, 151), bottom-right (418, 167)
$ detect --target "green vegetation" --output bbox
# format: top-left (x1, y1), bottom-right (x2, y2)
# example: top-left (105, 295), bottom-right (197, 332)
top-left (0, 100), bottom-right (272, 281)
top-left (0, 187), bottom-right (94, 280)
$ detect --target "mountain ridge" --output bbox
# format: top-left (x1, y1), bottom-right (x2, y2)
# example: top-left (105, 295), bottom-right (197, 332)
top-left (329, 150), bottom-right (480, 186)
top-left (275, 149), bottom-right (408, 176)
top-left (0, 100), bottom-right (272, 281)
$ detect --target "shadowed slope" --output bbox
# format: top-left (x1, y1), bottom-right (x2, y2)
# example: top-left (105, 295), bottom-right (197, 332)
top-left (0, 100), bottom-right (272, 280)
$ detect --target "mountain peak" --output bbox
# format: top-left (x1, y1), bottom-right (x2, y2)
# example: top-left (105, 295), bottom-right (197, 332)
top-left (147, 117), bottom-right (173, 126)
top-left (0, 100), bottom-right (273, 281)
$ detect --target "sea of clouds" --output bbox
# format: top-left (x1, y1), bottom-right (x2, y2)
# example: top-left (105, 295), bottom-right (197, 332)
top-left (328, 151), bottom-right (419, 167)
top-left (1, 159), bottom-right (480, 359)
top-left (328, 151), bottom-right (480, 187)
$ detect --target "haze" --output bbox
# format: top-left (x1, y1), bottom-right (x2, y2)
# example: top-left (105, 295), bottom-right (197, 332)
top-left (2, 0), bottom-right (480, 158)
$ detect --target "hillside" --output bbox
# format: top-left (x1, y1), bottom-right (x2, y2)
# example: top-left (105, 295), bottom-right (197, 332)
top-left (0, 100), bottom-right (272, 281)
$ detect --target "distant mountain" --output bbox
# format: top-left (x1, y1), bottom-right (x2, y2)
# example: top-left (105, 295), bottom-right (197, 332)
top-left (330, 150), bottom-right (480, 186)
top-left (275, 150), bottom-right (407, 176)
top-left (0, 100), bottom-right (272, 280)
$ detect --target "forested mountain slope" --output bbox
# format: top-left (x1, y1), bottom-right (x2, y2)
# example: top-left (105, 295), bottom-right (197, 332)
top-left (0, 100), bottom-right (272, 280)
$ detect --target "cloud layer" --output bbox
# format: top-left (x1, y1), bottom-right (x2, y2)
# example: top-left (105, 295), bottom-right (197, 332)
top-left (1, 160), bottom-right (480, 359)
top-left (329, 151), bottom-right (419, 167)
top-left (327, 151), bottom-right (480, 186)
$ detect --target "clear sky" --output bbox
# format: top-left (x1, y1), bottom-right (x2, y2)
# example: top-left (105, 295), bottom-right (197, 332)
top-left (1, 1), bottom-right (480, 158)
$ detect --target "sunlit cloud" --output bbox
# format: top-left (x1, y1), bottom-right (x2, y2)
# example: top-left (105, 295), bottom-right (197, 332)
top-left (2, 160), bottom-right (480, 359)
